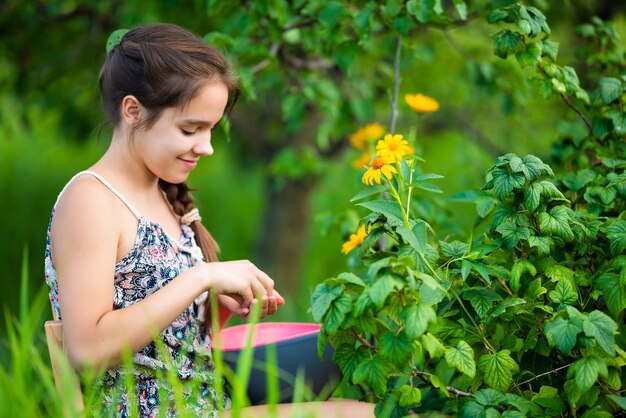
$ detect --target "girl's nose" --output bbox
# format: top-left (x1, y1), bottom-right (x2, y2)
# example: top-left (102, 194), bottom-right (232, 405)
top-left (194, 131), bottom-right (213, 156)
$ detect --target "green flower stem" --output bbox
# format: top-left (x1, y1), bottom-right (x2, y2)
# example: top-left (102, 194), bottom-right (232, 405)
top-left (385, 177), bottom-right (494, 352)
top-left (406, 166), bottom-right (414, 217)
top-left (384, 175), bottom-right (412, 229)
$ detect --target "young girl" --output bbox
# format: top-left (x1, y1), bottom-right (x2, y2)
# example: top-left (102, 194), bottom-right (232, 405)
top-left (45, 23), bottom-right (373, 417)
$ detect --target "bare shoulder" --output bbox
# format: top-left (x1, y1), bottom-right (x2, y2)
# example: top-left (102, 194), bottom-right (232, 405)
top-left (50, 174), bottom-right (121, 265)
top-left (52, 174), bottom-right (119, 233)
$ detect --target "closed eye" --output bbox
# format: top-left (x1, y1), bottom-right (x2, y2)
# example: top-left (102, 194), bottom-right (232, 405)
top-left (181, 129), bottom-right (197, 136)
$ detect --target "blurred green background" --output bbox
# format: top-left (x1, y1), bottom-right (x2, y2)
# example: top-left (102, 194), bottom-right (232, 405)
top-left (1, 0), bottom-right (624, 366)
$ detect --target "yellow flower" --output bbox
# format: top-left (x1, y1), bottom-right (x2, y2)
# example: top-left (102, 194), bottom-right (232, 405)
top-left (376, 134), bottom-right (414, 163)
top-left (341, 224), bottom-right (368, 254)
top-left (349, 123), bottom-right (386, 150)
top-left (362, 156), bottom-right (397, 185)
top-left (352, 153), bottom-right (373, 170)
top-left (405, 93), bottom-right (440, 113)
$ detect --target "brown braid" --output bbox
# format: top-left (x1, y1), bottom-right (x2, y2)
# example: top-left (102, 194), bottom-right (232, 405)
top-left (159, 179), bottom-right (221, 332)
top-left (158, 179), bottom-right (220, 262)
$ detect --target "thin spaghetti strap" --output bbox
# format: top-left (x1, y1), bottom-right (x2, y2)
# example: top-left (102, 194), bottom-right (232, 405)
top-left (53, 170), bottom-right (142, 220)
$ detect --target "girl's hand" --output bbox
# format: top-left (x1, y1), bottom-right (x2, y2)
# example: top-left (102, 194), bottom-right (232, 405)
top-left (203, 260), bottom-right (279, 309)
top-left (218, 290), bottom-right (285, 320)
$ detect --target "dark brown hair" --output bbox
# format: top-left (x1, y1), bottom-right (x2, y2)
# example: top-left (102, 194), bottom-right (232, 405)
top-left (99, 23), bottom-right (239, 262)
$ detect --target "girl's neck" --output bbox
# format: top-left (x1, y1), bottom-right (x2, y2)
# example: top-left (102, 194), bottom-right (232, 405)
top-left (91, 131), bottom-right (160, 196)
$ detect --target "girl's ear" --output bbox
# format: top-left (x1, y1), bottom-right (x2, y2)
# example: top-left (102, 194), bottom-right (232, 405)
top-left (120, 95), bottom-right (143, 126)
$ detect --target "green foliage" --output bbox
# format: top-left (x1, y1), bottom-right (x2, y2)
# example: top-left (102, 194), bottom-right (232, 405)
top-left (312, 2), bottom-right (626, 416)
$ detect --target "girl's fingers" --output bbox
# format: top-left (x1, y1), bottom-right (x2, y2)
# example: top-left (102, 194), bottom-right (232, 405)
top-left (255, 269), bottom-right (275, 294)
top-left (267, 297), bottom-right (278, 315)
top-left (272, 290), bottom-right (285, 305)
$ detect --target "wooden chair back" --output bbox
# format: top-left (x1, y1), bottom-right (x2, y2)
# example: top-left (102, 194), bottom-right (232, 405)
top-left (44, 320), bottom-right (85, 414)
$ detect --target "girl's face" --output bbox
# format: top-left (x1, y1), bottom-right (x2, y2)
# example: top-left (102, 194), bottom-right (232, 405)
top-left (133, 81), bottom-right (229, 184)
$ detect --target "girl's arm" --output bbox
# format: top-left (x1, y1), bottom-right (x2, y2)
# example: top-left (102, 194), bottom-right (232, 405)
top-left (52, 178), bottom-right (274, 371)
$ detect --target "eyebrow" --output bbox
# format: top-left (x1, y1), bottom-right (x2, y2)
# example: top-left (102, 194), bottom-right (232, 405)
top-left (179, 118), bottom-right (212, 127)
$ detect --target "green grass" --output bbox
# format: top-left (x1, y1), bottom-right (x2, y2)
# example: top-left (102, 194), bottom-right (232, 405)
top-left (0, 250), bottom-right (346, 418)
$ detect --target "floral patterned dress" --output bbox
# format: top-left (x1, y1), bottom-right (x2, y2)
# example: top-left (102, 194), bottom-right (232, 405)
top-left (44, 171), bottom-right (228, 417)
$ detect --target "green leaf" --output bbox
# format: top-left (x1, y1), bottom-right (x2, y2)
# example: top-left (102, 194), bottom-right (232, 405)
top-left (502, 393), bottom-right (544, 416)
top-left (350, 185), bottom-right (386, 202)
top-left (397, 221), bottom-right (427, 254)
top-left (580, 407), bottom-right (614, 418)
top-left (528, 236), bottom-right (554, 255)
top-left (544, 316), bottom-right (582, 354)
top-left (598, 77), bottom-right (623, 104)
top-left (526, 278), bottom-right (547, 300)
top-left (541, 40), bottom-right (559, 60)
top-left (491, 167), bottom-right (526, 199)
top-left (607, 109), bottom-right (626, 136)
top-left (477, 196), bottom-right (498, 217)
top-left (324, 293), bottom-right (352, 335)
top-left (445, 340), bottom-right (476, 378)
top-left (538, 206), bottom-right (574, 241)
top-left (318, 1), bottom-right (345, 29)
top-left (440, 240), bottom-right (468, 258)
top-left (491, 298), bottom-right (526, 317)
top-left (607, 221), bottom-right (626, 255)
top-left (400, 303), bottom-right (437, 340)
top-left (453, 0), bottom-right (468, 20)
top-left (478, 350), bottom-right (519, 392)
top-left (429, 374), bottom-right (450, 397)
top-left (421, 333), bottom-right (445, 359)
top-left (379, 331), bottom-right (414, 368)
top-left (358, 200), bottom-right (406, 227)
top-left (493, 30), bottom-right (524, 59)
top-left (488, 7), bottom-right (512, 24)
top-left (380, 0), bottom-right (403, 20)
top-left (369, 274), bottom-right (403, 308)
top-left (491, 204), bottom-right (517, 229)
top-left (399, 385), bottom-right (422, 407)
top-left (537, 180), bottom-right (567, 201)
top-left (461, 259), bottom-right (472, 281)
top-left (583, 310), bottom-right (618, 356)
top-left (470, 261), bottom-right (491, 284)
top-left (515, 41), bottom-right (542, 68)
top-left (333, 344), bottom-right (369, 381)
top-left (496, 221), bottom-right (531, 249)
top-left (353, 355), bottom-right (393, 395)
top-left (463, 287), bottom-right (502, 318)
top-left (549, 279), bottom-right (578, 305)
top-left (595, 271), bottom-right (626, 319)
top-left (337, 272), bottom-right (366, 287)
top-left (406, 0), bottom-right (433, 23)
top-left (570, 356), bottom-right (607, 391)
top-left (607, 395), bottom-right (626, 410)
top-left (531, 386), bottom-right (565, 414)
top-left (353, 291), bottom-right (373, 317)
top-left (462, 401), bottom-right (485, 417)
top-left (561, 169), bottom-right (596, 191)
top-left (524, 182), bottom-right (541, 211)
top-left (311, 283), bottom-right (343, 322)
top-left (475, 388), bottom-right (505, 406)
top-left (510, 259), bottom-right (537, 293)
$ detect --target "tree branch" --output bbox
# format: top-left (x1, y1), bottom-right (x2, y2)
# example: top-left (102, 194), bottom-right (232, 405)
top-left (250, 42), bottom-right (281, 74)
top-left (512, 363), bottom-right (572, 389)
top-left (413, 369), bottom-right (475, 398)
top-left (279, 50), bottom-right (333, 71)
top-left (390, 36), bottom-right (402, 135)
top-left (353, 328), bottom-right (378, 351)
top-left (559, 93), bottom-right (593, 135)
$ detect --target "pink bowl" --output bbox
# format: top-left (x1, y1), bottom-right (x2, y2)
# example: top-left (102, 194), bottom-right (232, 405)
top-left (214, 322), bottom-right (321, 351)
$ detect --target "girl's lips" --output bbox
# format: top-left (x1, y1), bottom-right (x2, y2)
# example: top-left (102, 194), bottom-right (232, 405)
top-left (180, 158), bottom-right (197, 170)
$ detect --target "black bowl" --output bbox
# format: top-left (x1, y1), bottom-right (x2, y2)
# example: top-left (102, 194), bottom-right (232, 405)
top-left (215, 322), bottom-right (342, 405)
